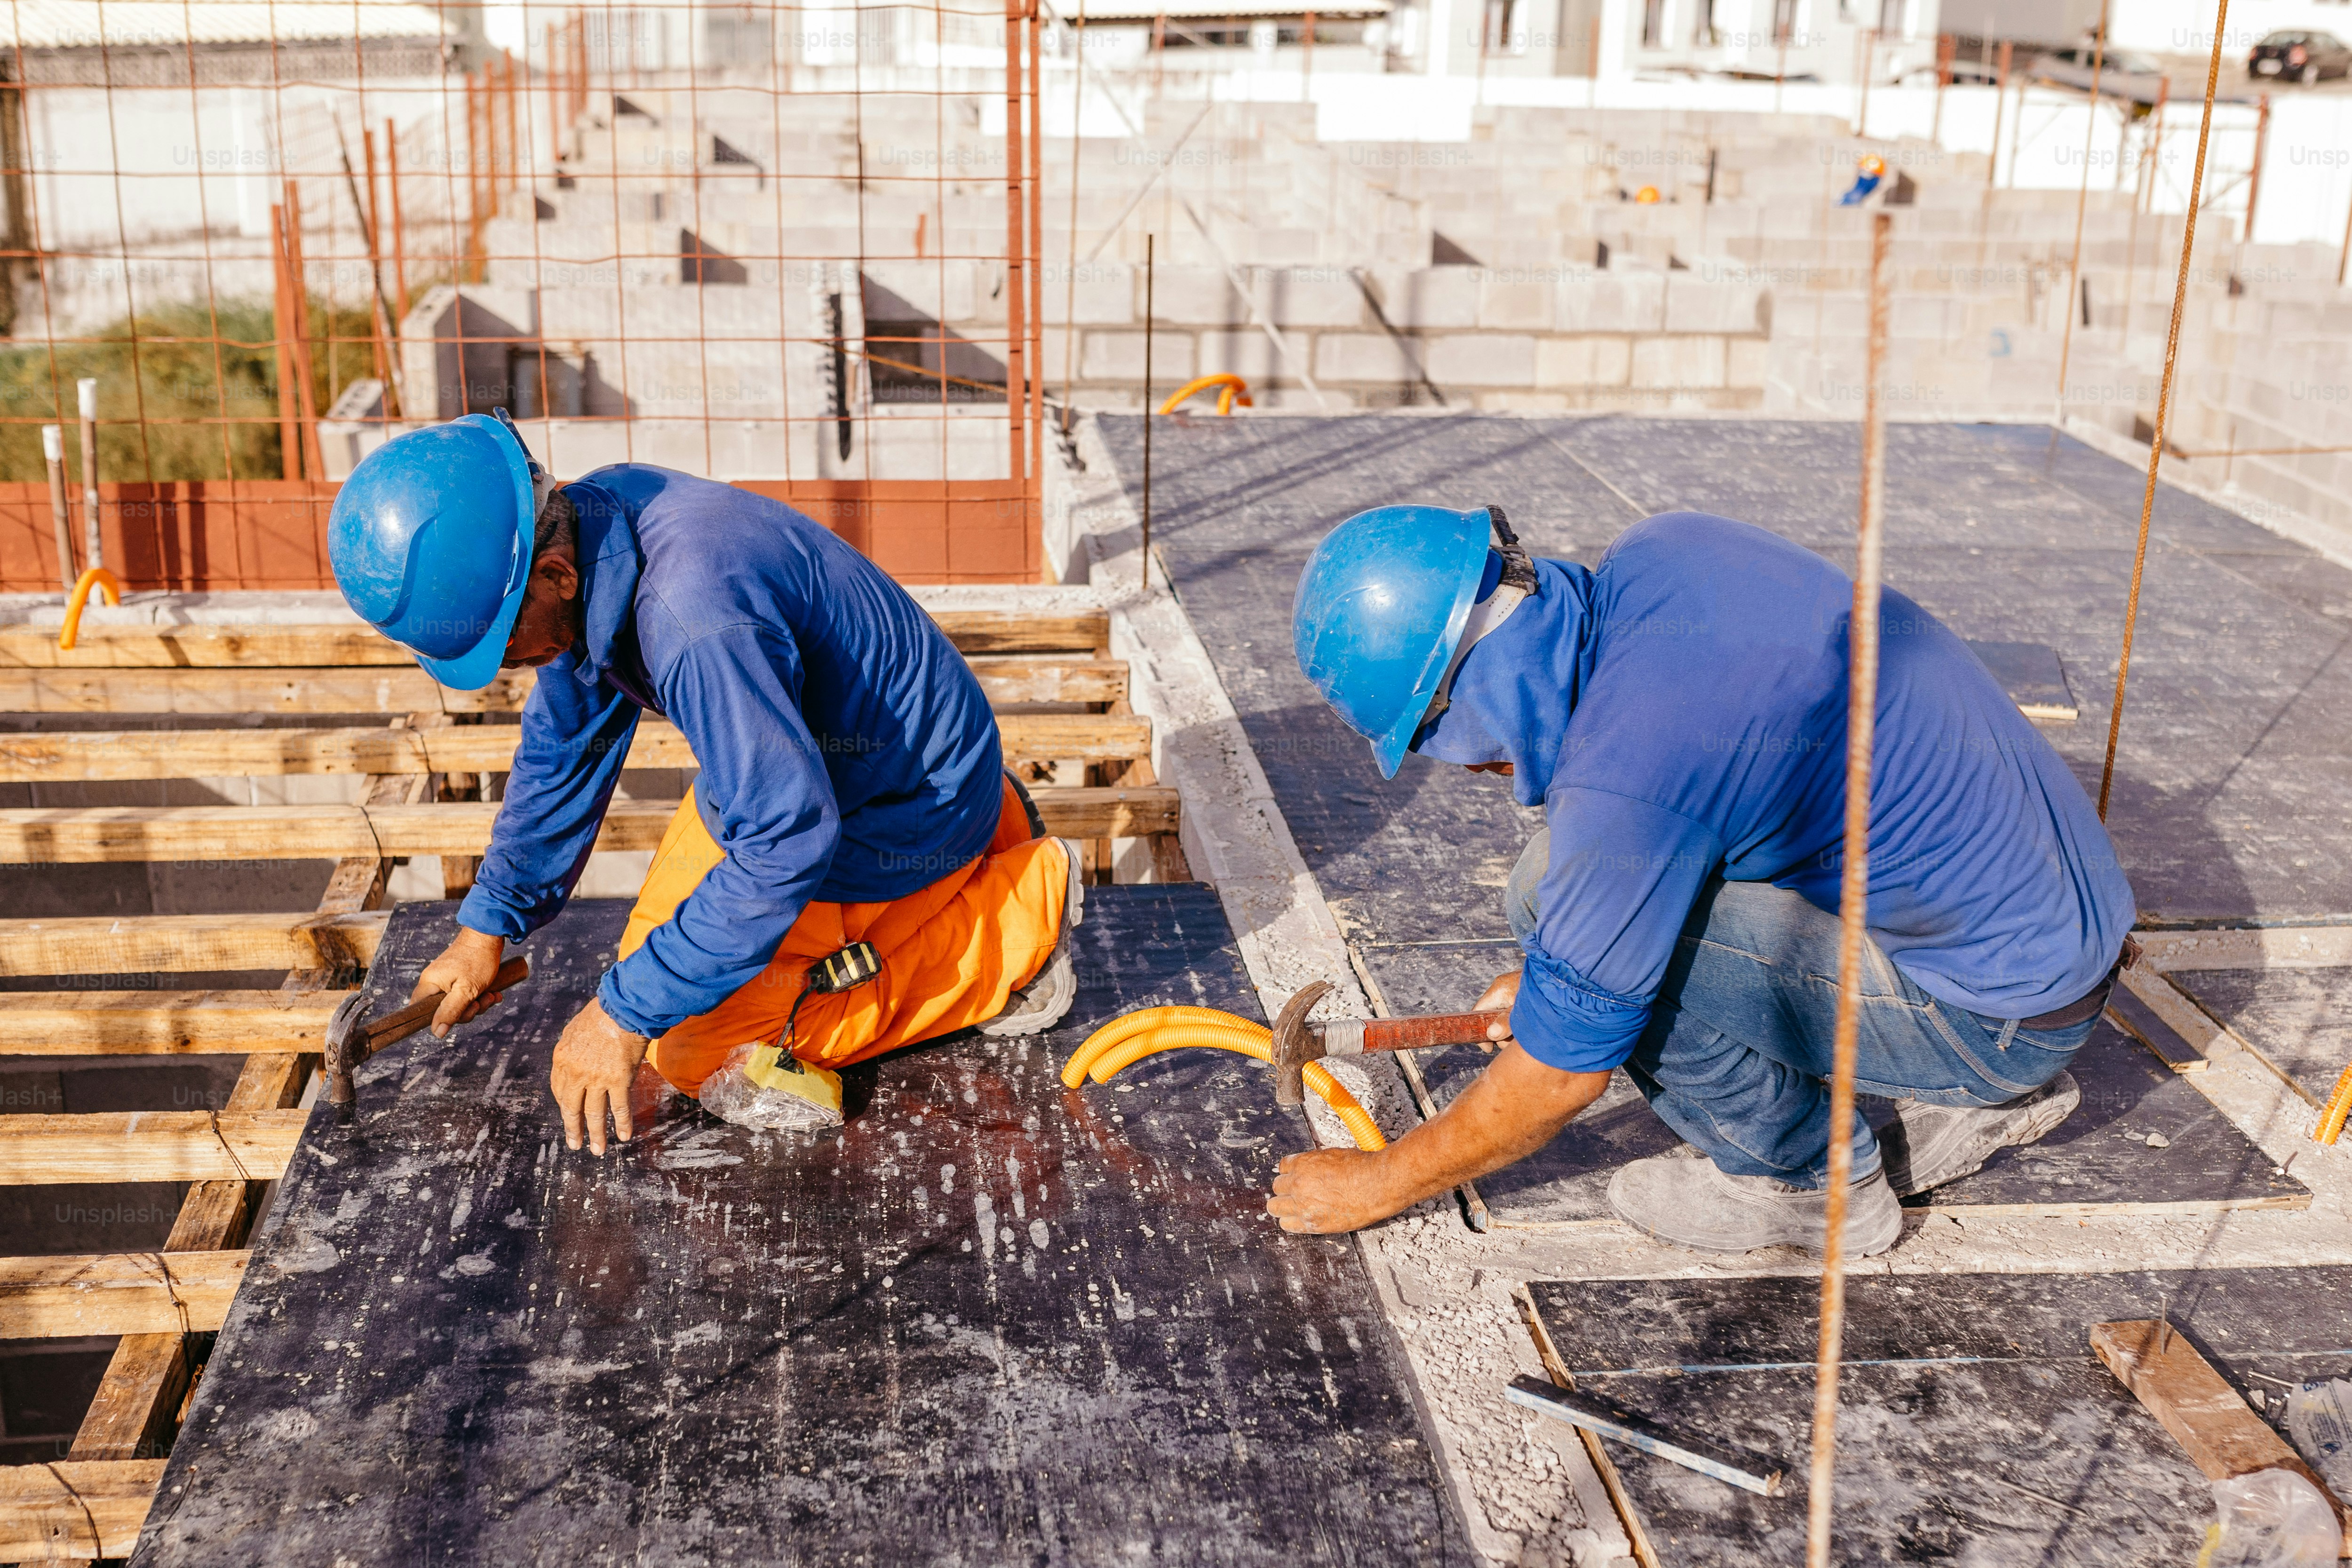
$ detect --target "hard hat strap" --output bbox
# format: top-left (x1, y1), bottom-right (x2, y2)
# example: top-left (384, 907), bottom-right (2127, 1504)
top-left (1417, 505), bottom-right (1536, 731)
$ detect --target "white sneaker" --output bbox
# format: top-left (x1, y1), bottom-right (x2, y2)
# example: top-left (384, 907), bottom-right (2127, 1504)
top-left (1607, 1148), bottom-right (1905, 1258)
top-left (978, 838), bottom-right (1085, 1037)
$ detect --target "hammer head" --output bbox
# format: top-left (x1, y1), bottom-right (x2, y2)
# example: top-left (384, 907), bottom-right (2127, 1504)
top-left (323, 991), bottom-right (369, 1111)
top-left (1269, 979), bottom-right (1334, 1109)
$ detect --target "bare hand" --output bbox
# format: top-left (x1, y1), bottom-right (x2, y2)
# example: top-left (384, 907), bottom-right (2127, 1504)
top-left (1269, 1146), bottom-right (1402, 1234)
top-left (1473, 966), bottom-right (1523, 1050)
top-left (413, 927), bottom-right (507, 1038)
top-left (1266, 1043), bottom-right (1610, 1234)
top-left (548, 999), bottom-right (651, 1155)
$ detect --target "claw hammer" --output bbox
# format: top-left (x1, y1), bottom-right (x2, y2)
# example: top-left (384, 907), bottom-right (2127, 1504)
top-left (1267, 979), bottom-right (1510, 1108)
top-left (323, 955), bottom-right (532, 1112)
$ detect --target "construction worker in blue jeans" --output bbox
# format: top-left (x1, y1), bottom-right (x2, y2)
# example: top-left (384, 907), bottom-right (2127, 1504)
top-left (1267, 504), bottom-right (2135, 1256)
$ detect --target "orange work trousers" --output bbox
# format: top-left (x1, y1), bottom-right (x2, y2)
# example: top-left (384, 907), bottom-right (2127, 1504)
top-left (619, 778), bottom-right (1068, 1098)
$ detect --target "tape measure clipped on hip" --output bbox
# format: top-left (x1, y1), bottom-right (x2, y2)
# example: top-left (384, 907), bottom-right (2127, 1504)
top-left (779, 940), bottom-right (883, 1053)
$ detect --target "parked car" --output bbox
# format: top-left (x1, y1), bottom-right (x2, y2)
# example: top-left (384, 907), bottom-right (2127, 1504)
top-left (2029, 45), bottom-right (2169, 96)
top-left (2249, 31), bottom-right (2352, 83)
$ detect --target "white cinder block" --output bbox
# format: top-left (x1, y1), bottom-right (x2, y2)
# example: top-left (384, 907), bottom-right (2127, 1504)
top-left (1557, 274), bottom-right (1666, 333)
top-left (1317, 332), bottom-right (1425, 382)
top-left (1255, 267), bottom-right (1367, 328)
top-left (1631, 335), bottom-right (1729, 391)
top-left (1426, 334), bottom-right (1538, 387)
top-left (1081, 331), bottom-right (1195, 382)
top-left (1477, 272), bottom-right (1555, 331)
top-left (1152, 267), bottom-right (1248, 326)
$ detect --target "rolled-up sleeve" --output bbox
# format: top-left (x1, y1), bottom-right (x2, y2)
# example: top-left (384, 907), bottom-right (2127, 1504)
top-left (457, 662), bottom-right (641, 942)
top-left (596, 622), bottom-right (839, 1037)
top-left (1511, 787), bottom-right (1722, 1073)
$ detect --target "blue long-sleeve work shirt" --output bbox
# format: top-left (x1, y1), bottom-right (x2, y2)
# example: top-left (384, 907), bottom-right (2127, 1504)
top-left (454, 466), bottom-right (1005, 1038)
top-left (1414, 512), bottom-right (2136, 1074)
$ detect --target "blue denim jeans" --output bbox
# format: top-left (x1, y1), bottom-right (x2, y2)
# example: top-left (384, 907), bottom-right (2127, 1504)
top-left (1505, 830), bottom-right (2098, 1188)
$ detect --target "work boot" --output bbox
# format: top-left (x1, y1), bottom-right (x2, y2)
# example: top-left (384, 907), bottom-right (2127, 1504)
top-left (979, 839), bottom-right (1085, 1037)
top-left (1607, 1148), bottom-right (1905, 1258)
top-left (1877, 1072), bottom-right (2081, 1197)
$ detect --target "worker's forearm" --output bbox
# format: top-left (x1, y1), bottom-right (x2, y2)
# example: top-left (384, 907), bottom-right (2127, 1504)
top-left (1372, 1045), bottom-right (1608, 1210)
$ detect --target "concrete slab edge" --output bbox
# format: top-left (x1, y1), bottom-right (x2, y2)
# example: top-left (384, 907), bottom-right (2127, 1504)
top-left (2060, 414), bottom-right (2352, 574)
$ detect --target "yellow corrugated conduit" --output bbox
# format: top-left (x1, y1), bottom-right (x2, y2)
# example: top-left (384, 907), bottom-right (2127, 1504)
top-left (1060, 1005), bottom-right (1387, 1152)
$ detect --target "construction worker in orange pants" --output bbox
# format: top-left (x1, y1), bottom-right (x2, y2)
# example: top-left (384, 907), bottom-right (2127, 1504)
top-left (321, 411), bottom-right (1082, 1151)
top-left (619, 773), bottom-right (1074, 1122)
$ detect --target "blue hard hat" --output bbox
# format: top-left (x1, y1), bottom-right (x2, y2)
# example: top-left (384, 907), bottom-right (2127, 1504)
top-left (1293, 505), bottom-right (1495, 779)
top-left (328, 413), bottom-right (539, 692)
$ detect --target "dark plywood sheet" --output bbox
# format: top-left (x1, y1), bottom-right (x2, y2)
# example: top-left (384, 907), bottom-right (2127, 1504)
top-left (136, 890), bottom-right (1471, 1567)
top-left (2172, 965), bottom-right (2352, 1106)
top-left (1963, 641), bottom-right (2075, 718)
top-left (1099, 414), bottom-right (2352, 930)
top-left (1529, 1267), bottom-right (2352, 1566)
top-left (1358, 941), bottom-right (2308, 1225)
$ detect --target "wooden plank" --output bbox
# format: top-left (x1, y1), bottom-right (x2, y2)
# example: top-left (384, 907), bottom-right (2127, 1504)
top-left (0, 990), bottom-right (343, 1054)
top-left (0, 710), bottom-right (1151, 783)
top-left (1032, 786), bottom-right (1179, 840)
top-left (0, 658), bottom-right (1120, 716)
top-left (0, 610), bottom-right (1103, 669)
top-left (0, 1251), bottom-right (248, 1337)
top-left (0, 1111), bottom-right (306, 1185)
top-left (0, 910), bottom-right (385, 976)
top-left (0, 1458), bottom-right (167, 1560)
top-left (70, 1050), bottom-right (318, 1461)
top-left (0, 666), bottom-right (532, 716)
top-left (0, 782), bottom-right (1179, 868)
top-left (0, 624), bottom-right (407, 669)
top-left (2092, 1318), bottom-right (2352, 1553)
top-left (927, 608), bottom-right (1109, 653)
top-left (972, 657), bottom-right (1126, 706)
top-left (65, 1333), bottom-right (190, 1463)
top-left (2137, 925), bottom-right (2352, 972)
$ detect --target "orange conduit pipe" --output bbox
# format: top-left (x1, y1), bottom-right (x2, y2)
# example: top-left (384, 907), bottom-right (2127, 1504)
top-left (58, 566), bottom-right (120, 651)
top-left (1156, 374), bottom-right (1252, 417)
top-left (2316, 1060), bottom-right (2352, 1145)
top-left (1061, 1006), bottom-right (1387, 1152)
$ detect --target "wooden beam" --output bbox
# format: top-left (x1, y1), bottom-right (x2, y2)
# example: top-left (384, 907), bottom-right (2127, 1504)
top-left (0, 625), bottom-right (408, 669)
top-left (2092, 1319), bottom-right (2352, 1553)
top-left (0, 1111), bottom-right (306, 1185)
top-left (71, 1048), bottom-right (318, 1463)
top-left (0, 609), bottom-right (1105, 669)
top-left (926, 607), bottom-right (1108, 653)
top-left (0, 910), bottom-right (384, 976)
top-left (0, 658), bottom-right (1122, 716)
top-left (2136, 924), bottom-right (2352, 972)
top-left (1032, 786), bottom-right (1180, 839)
top-left (0, 1458), bottom-right (166, 1560)
top-left (0, 990), bottom-right (344, 1054)
top-left (0, 667), bottom-right (532, 716)
top-left (0, 787), bottom-right (1180, 867)
top-left (64, 1333), bottom-right (188, 1463)
top-left (0, 1251), bottom-right (248, 1337)
top-left (0, 712), bottom-right (1154, 783)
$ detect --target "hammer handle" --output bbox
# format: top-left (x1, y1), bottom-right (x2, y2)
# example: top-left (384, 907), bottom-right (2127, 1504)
top-left (1347, 1010), bottom-right (1511, 1053)
top-left (363, 955), bottom-right (534, 1051)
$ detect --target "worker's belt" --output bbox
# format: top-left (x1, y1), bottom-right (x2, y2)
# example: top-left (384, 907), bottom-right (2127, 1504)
top-left (2014, 936), bottom-right (2140, 1032)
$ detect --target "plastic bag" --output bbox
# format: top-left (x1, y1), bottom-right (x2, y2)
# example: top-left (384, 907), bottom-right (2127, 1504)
top-left (695, 1042), bottom-right (843, 1133)
top-left (2286, 1379), bottom-right (2352, 1500)
top-left (2197, 1471), bottom-right (2338, 1568)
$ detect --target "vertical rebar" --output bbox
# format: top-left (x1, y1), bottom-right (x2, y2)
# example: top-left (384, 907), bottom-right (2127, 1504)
top-left (1140, 232), bottom-right (1154, 592)
top-left (2098, 0), bottom-right (2233, 822)
top-left (1988, 40), bottom-right (2012, 189)
top-left (1063, 0), bottom-right (1088, 434)
top-left (2243, 94), bottom-right (2270, 242)
top-left (385, 118), bottom-right (411, 321)
top-left (2050, 0), bottom-right (2109, 439)
top-left (43, 425), bottom-right (73, 592)
top-left (1005, 0), bottom-right (1031, 490)
top-left (1803, 206), bottom-right (1892, 1568)
top-left (76, 379), bottom-right (101, 572)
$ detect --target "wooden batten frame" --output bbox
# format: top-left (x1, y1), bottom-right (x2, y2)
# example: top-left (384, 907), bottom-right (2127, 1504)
top-left (0, 602), bottom-right (1173, 1538)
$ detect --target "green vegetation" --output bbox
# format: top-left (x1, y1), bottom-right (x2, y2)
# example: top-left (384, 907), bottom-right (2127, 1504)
top-left (0, 298), bottom-right (383, 483)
